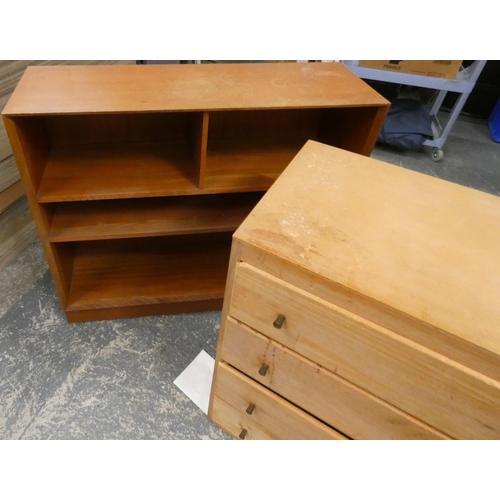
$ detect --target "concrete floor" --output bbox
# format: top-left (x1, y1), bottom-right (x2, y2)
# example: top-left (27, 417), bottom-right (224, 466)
top-left (0, 113), bottom-right (499, 439)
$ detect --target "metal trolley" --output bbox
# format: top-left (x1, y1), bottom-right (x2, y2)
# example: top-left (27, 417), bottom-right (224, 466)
top-left (341, 60), bottom-right (487, 161)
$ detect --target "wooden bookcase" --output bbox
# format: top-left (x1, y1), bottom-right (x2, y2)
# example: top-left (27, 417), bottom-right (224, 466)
top-left (2, 62), bottom-right (389, 322)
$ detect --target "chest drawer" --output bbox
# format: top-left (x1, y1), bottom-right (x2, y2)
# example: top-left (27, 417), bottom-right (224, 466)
top-left (221, 316), bottom-right (449, 440)
top-left (212, 362), bottom-right (346, 440)
top-left (229, 262), bottom-right (500, 439)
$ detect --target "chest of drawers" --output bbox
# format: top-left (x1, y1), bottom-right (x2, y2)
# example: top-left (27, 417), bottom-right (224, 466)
top-left (208, 140), bottom-right (500, 440)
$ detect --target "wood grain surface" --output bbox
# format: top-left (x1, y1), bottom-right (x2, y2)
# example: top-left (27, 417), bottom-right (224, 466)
top-left (229, 263), bottom-right (500, 439)
top-left (3, 63), bottom-right (388, 322)
top-left (222, 317), bottom-right (449, 440)
top-left (212, 362), bottom-right (346, 440)
top-left (37, 142), bottom-right (199, 201)
top-left (0, 196), bottom-right (36, 272)
top-left (0, 180), bottom-right (23, 214)
top-left (0, 156), bottom-right (20, 193)
top-left (48, 192), bottom-right (262, 242)
top-left (235, 140), bottom-right (500, 359)
top-left (66, 233), bottom-right (232, 311)
top-left (3, 62), bottom-right (389, 115)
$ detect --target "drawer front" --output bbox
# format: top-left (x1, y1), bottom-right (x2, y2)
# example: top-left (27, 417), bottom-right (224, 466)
top-left (229, 262), bottom-right (500, 439)
top-left (211, 362), bottom-right (346, 440)
top-left (221, 317), bottom-right (449, 440)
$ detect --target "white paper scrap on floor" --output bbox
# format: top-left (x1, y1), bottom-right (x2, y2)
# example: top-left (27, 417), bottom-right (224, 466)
top-left (174, 350), bottom-right (215, 414)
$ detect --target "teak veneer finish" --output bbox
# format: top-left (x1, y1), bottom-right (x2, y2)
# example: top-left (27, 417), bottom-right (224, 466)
top-left (209, 141), bottom-right (500, 440)
top-left (2, 63), bottom-right (389, 322)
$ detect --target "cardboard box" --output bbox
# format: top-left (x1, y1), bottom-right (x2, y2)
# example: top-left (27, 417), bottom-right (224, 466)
top-left (358, 60), bottom-right (463, 80)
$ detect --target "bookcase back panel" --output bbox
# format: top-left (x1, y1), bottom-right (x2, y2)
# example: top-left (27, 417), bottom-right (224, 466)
top-left (45, 112), bottom-right (201, 146)
top-left (318, 106), bottom-right (386, 155)
top-left (207, 109), bottom-right (322, 141)
top-left (8, 116), bottom-right (50, 193)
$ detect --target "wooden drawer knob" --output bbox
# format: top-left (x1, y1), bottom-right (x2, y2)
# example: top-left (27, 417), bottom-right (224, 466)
top-left (273, 314), bottom-right (286, 329)
top-left (246, 403), bottom-right (255, 415)
top-left (258, 363), bottom-right (269, 376)
top-left (239, 429), bottom-right (247, 439)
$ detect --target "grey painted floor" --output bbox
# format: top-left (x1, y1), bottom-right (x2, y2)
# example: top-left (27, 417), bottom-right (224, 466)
top-left (1, 113), bottom-right (499, 440)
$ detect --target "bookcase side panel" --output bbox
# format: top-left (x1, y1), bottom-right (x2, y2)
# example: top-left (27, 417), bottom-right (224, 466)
top-left (3, 116), bottom-right (50, 196)
top-left (3, 115), bottom-right (71, 307)
top-left (191, 112), bottom-right (209, 189)
top-left (317, 105), bottom-right (389, 156)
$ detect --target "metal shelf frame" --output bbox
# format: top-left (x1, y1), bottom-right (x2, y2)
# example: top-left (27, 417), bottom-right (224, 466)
top-left (342, 61), bottom-right (487, 159)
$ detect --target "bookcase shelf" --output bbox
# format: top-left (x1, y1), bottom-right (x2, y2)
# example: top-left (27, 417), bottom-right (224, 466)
top-left (38, 141), bottom-right (199, 202)
top-left (64, 233), bottom-right (232, 319)
top-left (48, 193), bottom-right (263, 242)
top-left (204, 137), bottom-right (305, 192)
top-left (3, 62), bottom-right (389, 322)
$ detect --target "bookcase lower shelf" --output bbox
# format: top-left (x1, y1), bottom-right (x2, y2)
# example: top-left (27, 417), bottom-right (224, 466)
top-left (63, 233), bottom-right (232, 322)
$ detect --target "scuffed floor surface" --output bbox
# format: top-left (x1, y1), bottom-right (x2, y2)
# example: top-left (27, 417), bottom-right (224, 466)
top-left (0, 270), bottom-right (229, 439)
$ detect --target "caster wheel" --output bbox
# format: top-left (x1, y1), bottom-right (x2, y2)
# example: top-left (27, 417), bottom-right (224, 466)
top-left (432, 148), bottom-right (444, 162)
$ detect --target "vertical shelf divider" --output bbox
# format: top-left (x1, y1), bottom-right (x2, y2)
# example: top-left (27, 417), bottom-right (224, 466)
top-left (197, 111), bottom-right (210, 190)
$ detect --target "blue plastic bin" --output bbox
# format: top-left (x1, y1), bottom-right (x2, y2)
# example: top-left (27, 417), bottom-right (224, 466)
top-left (488, 98), bottom-right (500, 143)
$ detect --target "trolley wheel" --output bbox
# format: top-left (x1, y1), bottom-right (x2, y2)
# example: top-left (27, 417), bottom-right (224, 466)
top-left (432, 148), bottom-right (444, 162)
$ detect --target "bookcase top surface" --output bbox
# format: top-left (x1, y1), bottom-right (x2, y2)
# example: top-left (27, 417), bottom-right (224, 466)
top-left (235, 140), bottom-right (500, 357)
top-left (2, 62), bottom-right (389, 115)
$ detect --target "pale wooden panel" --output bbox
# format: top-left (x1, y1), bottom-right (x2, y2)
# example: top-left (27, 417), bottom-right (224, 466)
top-left (0, 196), bottom-right (37, 272)
top-left (0, 61), bottom-right (32, 98)
top-left (0, 61), bottom-right (135, 96)
top-left (234, 140), bottom-right (500, 362)
top-left (211, 362), bottom-right (346, 440)
top-left (0, 180), bottom-right (24, 214)
top-left (0, 95), bottom-right (12, 160)
top-left (0, 195), bottom-right (33, 241)
top-left (229, 262), bottom-right (500, 440)
top-left (3, 63), bottom-right (389, 115)
top-left (0, 155), bottom-right (20, 193)
top-left (208, 239), bottom-right (246, 420)
top-left (222, 317), bottom-right (450, 440)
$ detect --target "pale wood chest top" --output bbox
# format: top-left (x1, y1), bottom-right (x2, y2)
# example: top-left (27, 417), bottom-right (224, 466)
top-left (235, 140), bottom-right (500, 356)
top-left (2, 62), bottom-right (389, 115)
